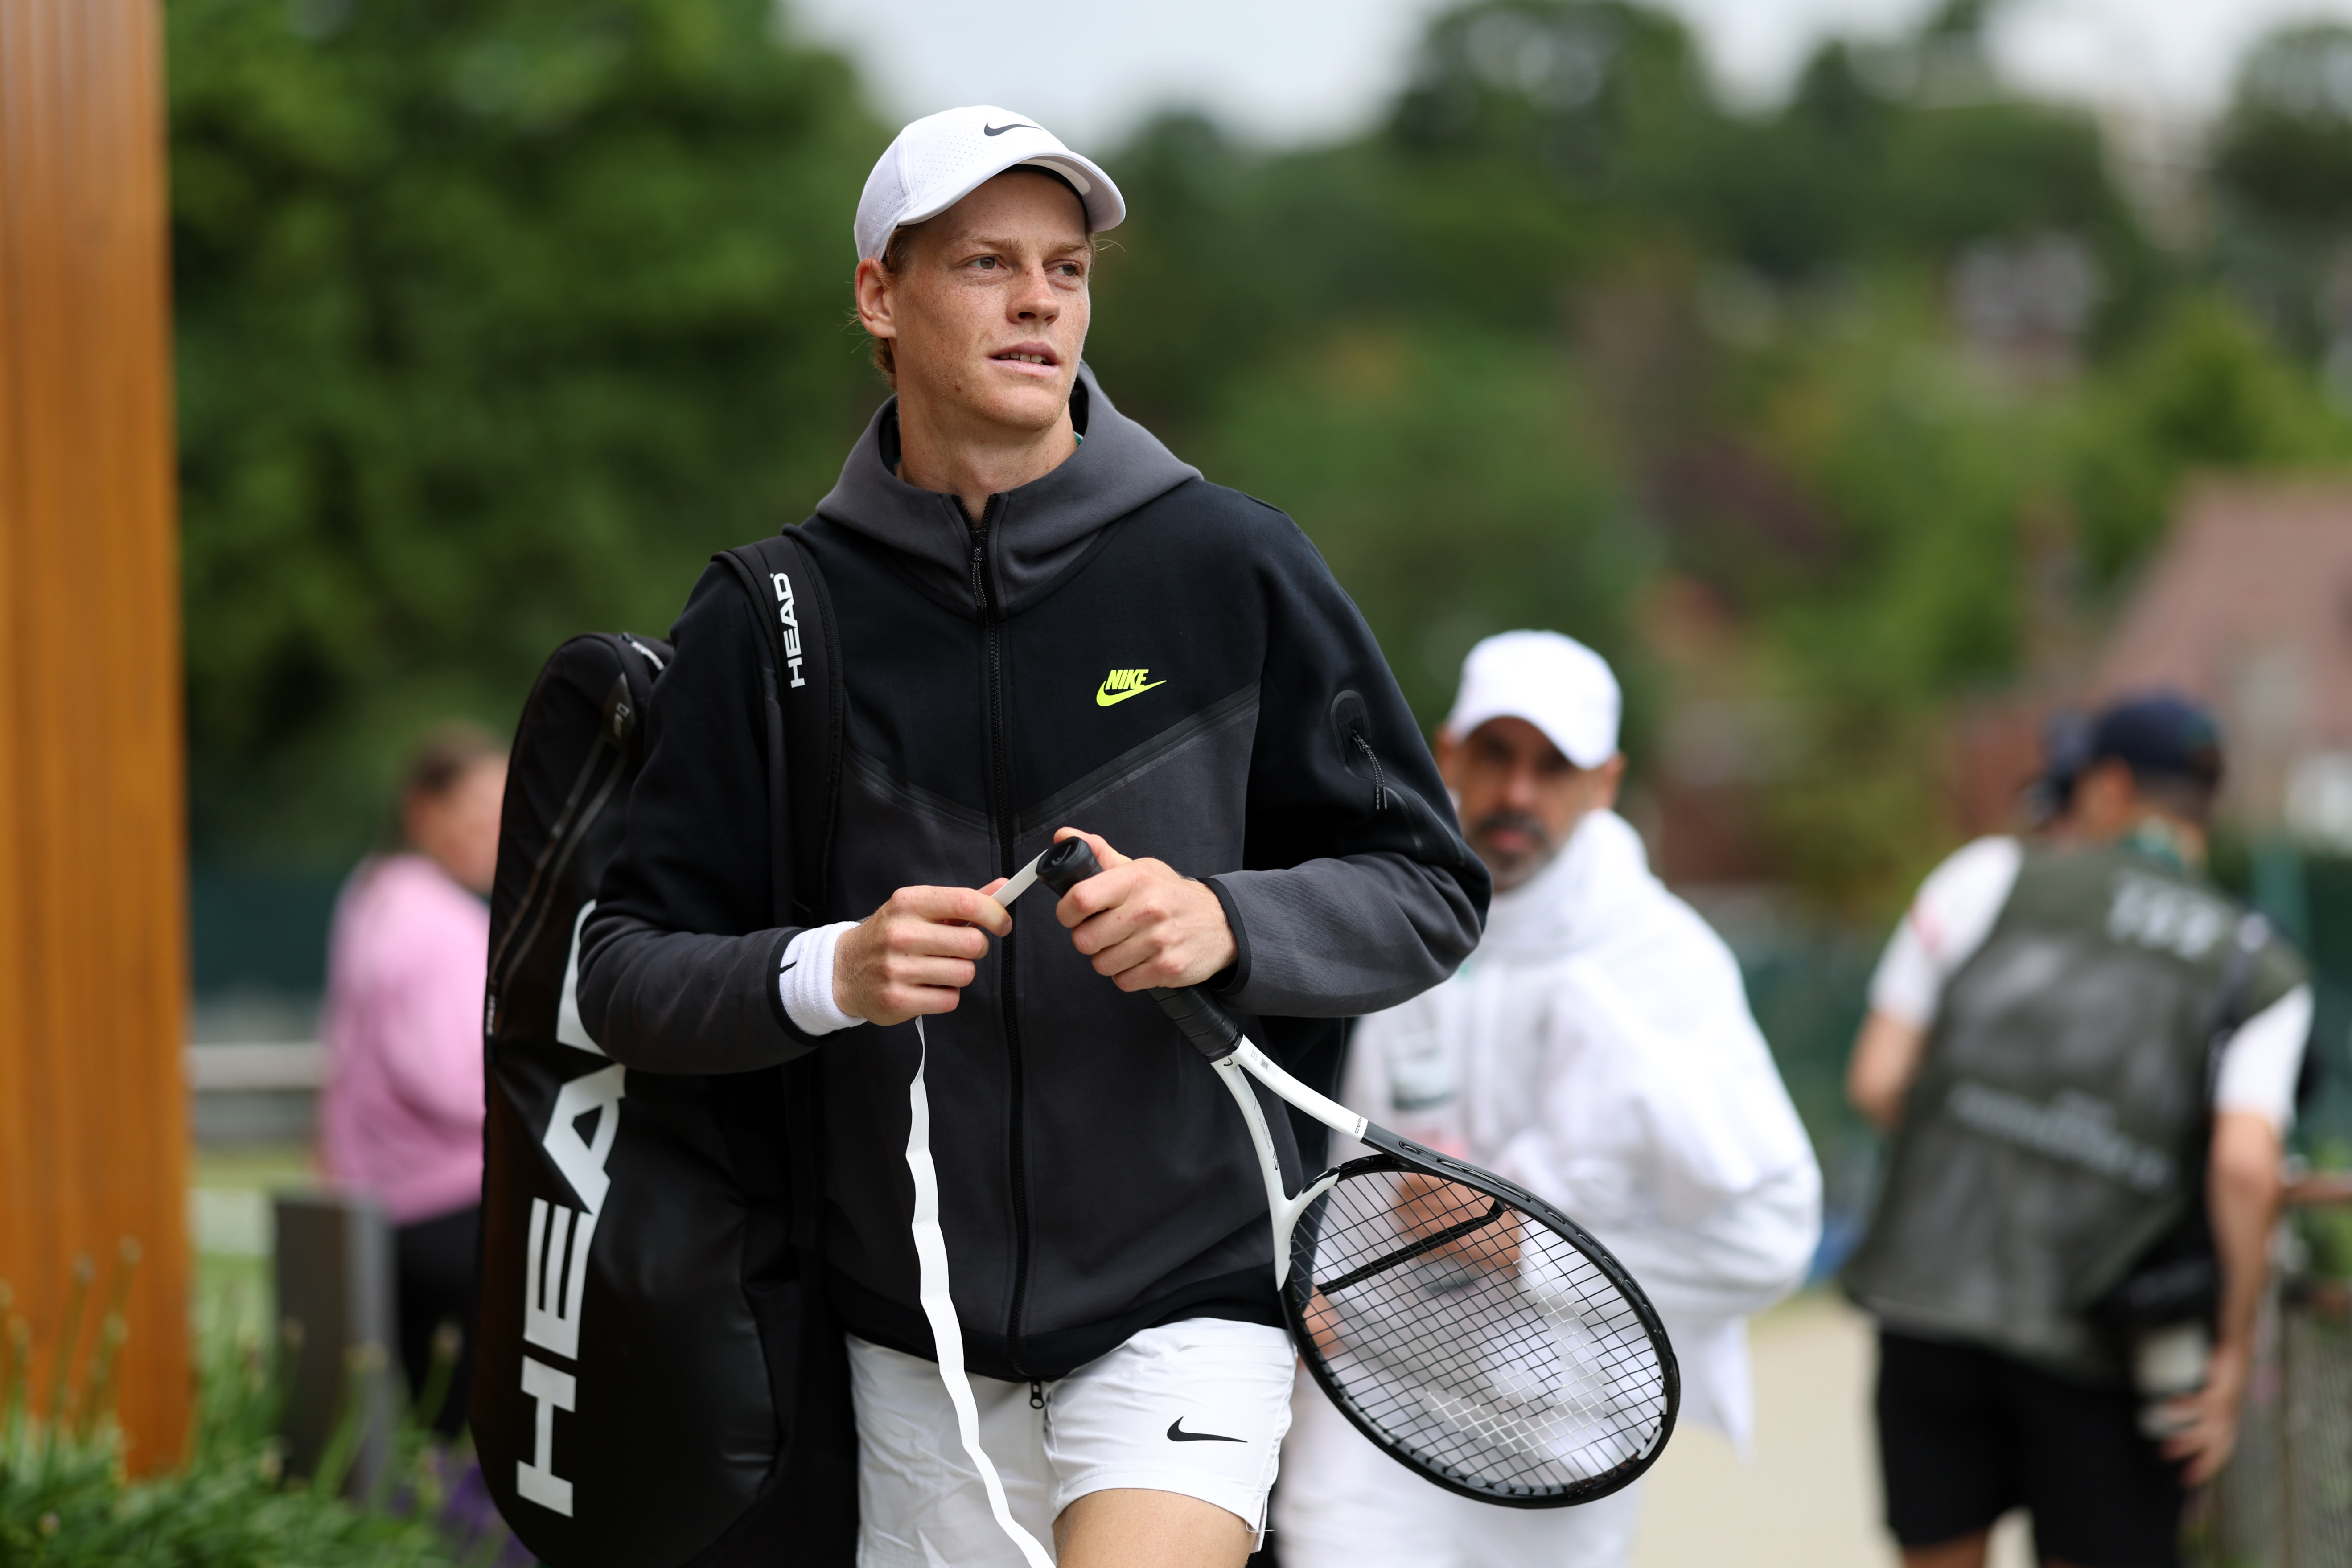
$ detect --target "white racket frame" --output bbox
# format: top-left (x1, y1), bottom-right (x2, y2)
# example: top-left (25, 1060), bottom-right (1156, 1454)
top-left (1207, 1043), bottom-right (1362, 1290)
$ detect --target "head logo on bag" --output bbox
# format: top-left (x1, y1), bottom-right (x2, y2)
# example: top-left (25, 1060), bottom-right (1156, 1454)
top-left (772, 572), bottom-right (807, 690)
top-left (512, 985), bottom-right (623, 1517)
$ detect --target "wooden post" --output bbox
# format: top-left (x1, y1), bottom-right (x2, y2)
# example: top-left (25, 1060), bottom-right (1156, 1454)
top-left (0, 0), bottom-right (192, 1468)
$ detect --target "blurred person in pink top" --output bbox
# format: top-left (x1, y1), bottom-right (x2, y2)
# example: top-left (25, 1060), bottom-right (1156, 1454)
top-left (320, 722), bottom-right (506, 1435)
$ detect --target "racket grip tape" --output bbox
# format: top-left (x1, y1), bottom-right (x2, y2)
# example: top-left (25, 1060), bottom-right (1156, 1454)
top-left (1032, 837), bottom-right (1246, 1061)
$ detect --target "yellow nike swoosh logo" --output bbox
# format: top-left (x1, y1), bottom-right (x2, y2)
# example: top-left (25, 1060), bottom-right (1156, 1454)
top-left (1096, 679), bottom-right (1167, 706)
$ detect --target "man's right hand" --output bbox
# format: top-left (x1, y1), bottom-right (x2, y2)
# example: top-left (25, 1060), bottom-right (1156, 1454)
top-left (833, 885), bottom-right (1012, 1026)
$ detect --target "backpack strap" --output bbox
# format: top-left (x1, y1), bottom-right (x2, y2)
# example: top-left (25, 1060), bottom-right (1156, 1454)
top-left (716, 529), bottom-right (843, 926)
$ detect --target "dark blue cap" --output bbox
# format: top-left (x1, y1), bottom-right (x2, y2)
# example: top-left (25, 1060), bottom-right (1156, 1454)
top-left (2089, 692), bottom-right (2223, 787)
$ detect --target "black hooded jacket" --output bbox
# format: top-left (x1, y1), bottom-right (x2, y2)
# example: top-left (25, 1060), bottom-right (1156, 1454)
top-left (578, 370), bottom-right (1488, 1381)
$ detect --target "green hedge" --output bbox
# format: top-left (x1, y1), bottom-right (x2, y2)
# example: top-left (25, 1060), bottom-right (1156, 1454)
top-left (1, 1268), bottom-right (477, 1568)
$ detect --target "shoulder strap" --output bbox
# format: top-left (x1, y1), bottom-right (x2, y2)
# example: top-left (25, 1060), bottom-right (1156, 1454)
top-left (717, 529), bottom-right (843, 1266)
top-left (716, 529), bottom-right (844, 928)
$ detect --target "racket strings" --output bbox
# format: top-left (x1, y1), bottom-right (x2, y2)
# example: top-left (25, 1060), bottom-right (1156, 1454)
top-left (1294, 1168), bottom-right (1671, 1500)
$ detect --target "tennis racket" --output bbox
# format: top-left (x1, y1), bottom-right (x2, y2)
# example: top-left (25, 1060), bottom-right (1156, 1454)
top-left (1020, 837), bottom-right (1678, 1508)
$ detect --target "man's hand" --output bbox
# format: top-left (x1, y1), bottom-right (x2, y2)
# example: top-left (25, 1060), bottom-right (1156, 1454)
top-left (833, 884), bottom-right (1012, 1027)
top-left (1847, 1009), bottom-right (1929, 1133)
top-left (1302, 1290), bottom-right (1345, 1359)
top-left (1050, 827), bottom-right (1237, 991)
top-left (1396, 1172), bottom-right (1521, 1272)
top-left (2164, 1109), bottom-right (2286, 1485)
top-left (2160, 1337), bottom-right (2249, 1485)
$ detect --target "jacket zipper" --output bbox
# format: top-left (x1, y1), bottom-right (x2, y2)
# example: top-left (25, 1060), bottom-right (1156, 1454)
top-left (1350, 728), bottom-right (1389, 812)
top-left (968, 496), bottom-right (1034, 1379)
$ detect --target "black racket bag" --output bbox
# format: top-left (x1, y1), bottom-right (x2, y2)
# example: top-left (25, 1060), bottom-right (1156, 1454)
top-left (472, 534), bottom-right (853, 1566)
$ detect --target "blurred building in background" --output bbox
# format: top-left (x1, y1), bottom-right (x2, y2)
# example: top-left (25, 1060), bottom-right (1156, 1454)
top-left (2095, 483), bottom-right (2352, 841)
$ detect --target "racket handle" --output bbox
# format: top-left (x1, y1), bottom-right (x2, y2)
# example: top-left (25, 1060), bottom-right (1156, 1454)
top-left (1032, 837), bottom-right (1246, 1062)
top-left (1150, 985), bottom-right (1244, 1060)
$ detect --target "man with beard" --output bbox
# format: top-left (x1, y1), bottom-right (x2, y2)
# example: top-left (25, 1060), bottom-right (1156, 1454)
top-left (1273, 631), bottom-right (1821, 1568)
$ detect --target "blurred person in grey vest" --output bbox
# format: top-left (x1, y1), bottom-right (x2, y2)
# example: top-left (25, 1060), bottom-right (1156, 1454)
top-left (319, 721), bottom-right (507, 1435)
top-left (1274, 631), bottom-right (1822, 1568)
top-left (1843, 693), bottom-right (2312, 1568)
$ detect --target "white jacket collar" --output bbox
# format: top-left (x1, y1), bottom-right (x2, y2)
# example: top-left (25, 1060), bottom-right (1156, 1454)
top-left (1477, 808), bottom-right (1655, 958)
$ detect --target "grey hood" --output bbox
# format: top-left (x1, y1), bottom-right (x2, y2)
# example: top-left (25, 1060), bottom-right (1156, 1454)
top-left (813, 365), bottom-right (1201, 610)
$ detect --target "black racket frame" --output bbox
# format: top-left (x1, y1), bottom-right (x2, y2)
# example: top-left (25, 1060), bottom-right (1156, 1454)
top-left (1286, 1136), bottom-right (1680, 1507)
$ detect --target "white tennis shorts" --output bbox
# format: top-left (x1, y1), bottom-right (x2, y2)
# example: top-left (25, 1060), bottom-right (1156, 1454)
top-left (850, 1318), bottom-right (1295, 1568)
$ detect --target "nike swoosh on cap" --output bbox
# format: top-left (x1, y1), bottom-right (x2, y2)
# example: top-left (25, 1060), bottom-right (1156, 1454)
top-left (1166, 1418), bottom-right (1245, 1444)
top-left (983, 122), bottom-right (1038, 137)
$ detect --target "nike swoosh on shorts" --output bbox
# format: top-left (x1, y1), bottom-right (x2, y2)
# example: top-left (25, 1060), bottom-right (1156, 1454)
top-left (1166, 1418), bottom-right (1244, 1444)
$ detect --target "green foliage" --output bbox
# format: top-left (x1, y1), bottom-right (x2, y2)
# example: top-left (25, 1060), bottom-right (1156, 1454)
top-left (2208, 25), bottom-right (2352, 355)
top-left (164, 0), bottom-right (2352, 916)
top-left (2069, 295), bottom-right (2352, 581)
top-left (1197, 328), bottom-right (1644, 727)
top-left (2213, 24), bottom-right (2352, 234)
top-left (1702, 48), bottom-right (2144, 302)
top-left (0, 1273), bottom-right (466, 1568)
top-left (1712, 294), bottom-right (2051, 910)
top-left (171, 0), bottom-right (885, 862)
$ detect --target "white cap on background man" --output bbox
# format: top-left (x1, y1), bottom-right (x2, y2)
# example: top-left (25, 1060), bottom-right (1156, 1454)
top-left (1444, 631), bottom-right (1621, 768)
top-left (855, 105), bottom-right (1126, 262)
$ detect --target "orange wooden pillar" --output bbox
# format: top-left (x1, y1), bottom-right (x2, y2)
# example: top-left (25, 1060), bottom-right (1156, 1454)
top-left (0, 0), bottom-right (192, 1467)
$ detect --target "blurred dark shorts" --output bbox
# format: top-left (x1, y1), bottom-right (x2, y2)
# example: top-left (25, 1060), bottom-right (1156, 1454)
top-left (1875, 1328), bottom-right (2185, 1568)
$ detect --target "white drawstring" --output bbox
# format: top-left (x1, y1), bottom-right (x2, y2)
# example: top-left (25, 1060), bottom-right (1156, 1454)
top-left (904, 1017), bottom-right (1055, 1568)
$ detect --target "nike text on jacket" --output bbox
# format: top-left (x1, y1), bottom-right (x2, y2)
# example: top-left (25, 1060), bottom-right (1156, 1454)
top-left (578, 369), bottom-right (1489, 1383)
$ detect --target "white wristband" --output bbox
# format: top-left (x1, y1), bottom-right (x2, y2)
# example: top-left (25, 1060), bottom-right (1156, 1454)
top-left (780, 920), bottom-right (863, 1035)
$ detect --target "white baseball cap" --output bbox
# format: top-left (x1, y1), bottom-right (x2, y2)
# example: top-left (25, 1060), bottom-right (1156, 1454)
top-left (855, 105), bottom-right (1125, 263)
top-left (1443, 631), bottom-right (1621, 769)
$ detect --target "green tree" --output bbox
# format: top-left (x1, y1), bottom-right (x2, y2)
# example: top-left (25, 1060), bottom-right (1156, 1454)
top-left (2069, 294), bottom-right (2352, 581)
top-left (171, 0), bottom-right (883, 862)
top-left (2209, 22), bottom-right (2352, 353)
top-left (1198, 328), bottom-right (1645, 728)
top-left (1739, 297), bottom-right (2054, 911)
top-left (2213, 23), bottom-right (2352, 233)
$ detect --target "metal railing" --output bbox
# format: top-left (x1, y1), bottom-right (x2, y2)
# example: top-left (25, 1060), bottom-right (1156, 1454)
top-left (2192, 1176), bottom-right (2352, 1566)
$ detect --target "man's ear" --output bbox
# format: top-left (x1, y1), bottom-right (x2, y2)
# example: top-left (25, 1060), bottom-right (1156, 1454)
top-left (1592, 752), bottom-right (1627, 814)
top-left (854, 256), bottom-right (899, 342)
top-left (1434, 727), bottom-right (1463, 793)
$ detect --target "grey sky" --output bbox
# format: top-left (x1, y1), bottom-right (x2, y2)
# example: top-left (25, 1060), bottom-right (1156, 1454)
top-left (784, 0), bottom-right (2352, 148)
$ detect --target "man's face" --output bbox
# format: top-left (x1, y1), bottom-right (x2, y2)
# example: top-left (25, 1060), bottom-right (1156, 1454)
top-left (855, 171), bottom-right (1091, 436)
top-left (1437, 716), bottom-right (1623, 891)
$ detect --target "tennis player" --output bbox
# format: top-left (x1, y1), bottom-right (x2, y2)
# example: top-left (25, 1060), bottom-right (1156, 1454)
top-left (1274, 632), bottom-right (1821, 1568)
top-left (577, 107), bottom-right (1487, 1568)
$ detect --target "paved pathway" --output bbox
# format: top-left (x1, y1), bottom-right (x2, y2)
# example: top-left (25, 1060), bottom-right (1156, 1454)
top-left (1636, 1294), bottom-right (2033, 1568)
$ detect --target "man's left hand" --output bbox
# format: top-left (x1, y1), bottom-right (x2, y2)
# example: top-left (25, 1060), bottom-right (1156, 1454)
top-left (2160, 1338), bottom-right (2249, 1485)
top-left (1050, 827), bottom-right (1237, 991)
top-left (1396, 1172), bottom-right (1521, 1271)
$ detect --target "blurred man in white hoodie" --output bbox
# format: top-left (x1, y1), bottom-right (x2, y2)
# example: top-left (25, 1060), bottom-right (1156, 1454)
top-left (1273, 631), bottom-right (1822, 1568)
